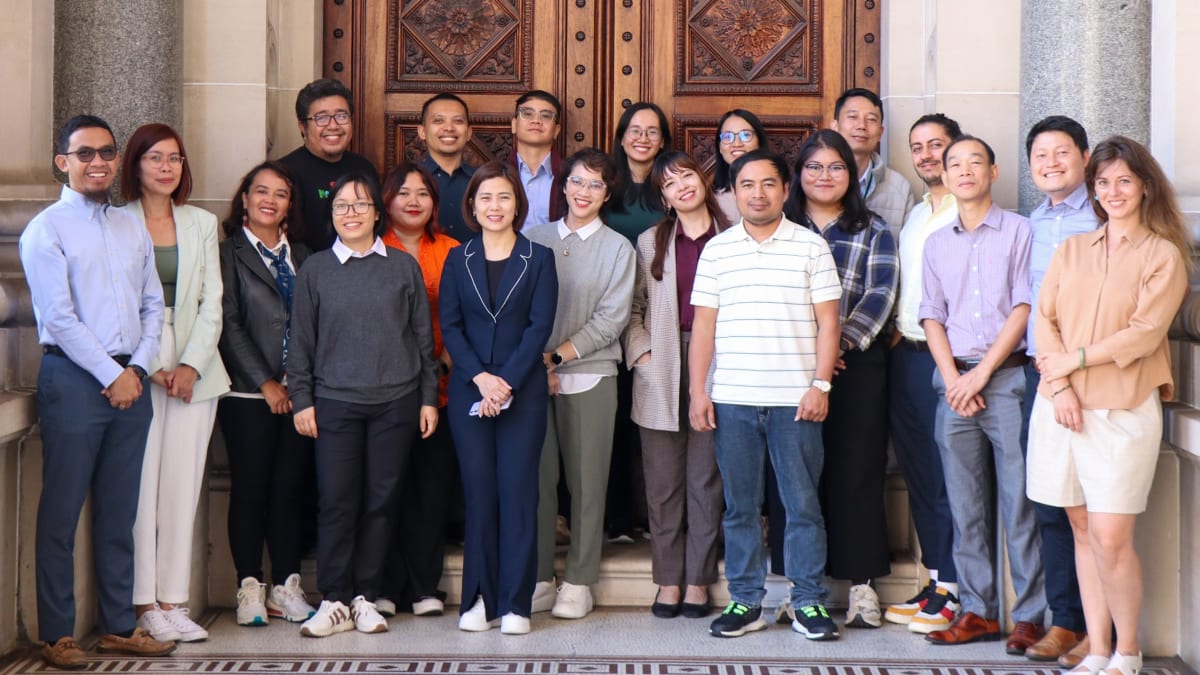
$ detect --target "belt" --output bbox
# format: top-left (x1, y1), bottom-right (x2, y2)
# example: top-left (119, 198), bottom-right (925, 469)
top-left (902, 339), bottom-right (929, 352)
top-left (954, 352), bottom-right (1028, 372)
top-left (43, 345), bottom-right (131, 367)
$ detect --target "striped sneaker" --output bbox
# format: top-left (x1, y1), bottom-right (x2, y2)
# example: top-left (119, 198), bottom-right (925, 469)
top-left (908, 586), bottom-right (960, 634)
top-left (792, 604), bottom-right (840, 641)
top-left (299, 600), bottom-right (353, 637)
top-left (709, 602), bottom-right (767, 637)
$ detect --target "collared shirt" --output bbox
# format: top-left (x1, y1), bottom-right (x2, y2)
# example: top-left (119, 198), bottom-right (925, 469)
top-left (1026, 183), bottom-right (1099, 354)
top-left (19, 185), bottom-right (164, 387)
top-left (332, 236), bottom-right (388, 264)
top-left (554, 217), bottom-right (604, 395)
top-left (1035, 226), bottom-right (1188, 408)
top-left (243, 227), bottom-right (296, 276)
top-left (420, 155), bottom-right (476, 243)
top-left (896, 192), bottom-right (958, 340)
top-left (674, 220), bottom-right (718, 331)
top-left (691, 217), bottom-right (842, 406)
top-left (518, 151), bottom-right (555, 227)
top-left (802, 212), bottom-right (898, 350)
top-left (918, 202), bottom-right (1032, 359)
top-left (858, 155), bottom-right (879, 200)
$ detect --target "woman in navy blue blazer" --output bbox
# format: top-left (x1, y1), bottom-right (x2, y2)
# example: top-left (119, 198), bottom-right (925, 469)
top-left (439, 161), bottom-right (558, 635)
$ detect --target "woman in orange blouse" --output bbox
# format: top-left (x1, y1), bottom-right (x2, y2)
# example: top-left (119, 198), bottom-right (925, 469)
top-left (379, 162), bottom-right (461, 617)
top-left (1027, 136), bottom-right (1190, 675)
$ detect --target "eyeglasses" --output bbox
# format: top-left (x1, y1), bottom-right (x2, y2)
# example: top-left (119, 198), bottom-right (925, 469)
top-left (802, 162), bottom-right (849, 177)
top-left (626, 126), bottom-right (662, 141)
top-left (142, 152), bottom-right (185, 166)
top-left (62, 146), bottom-right (118, 162)
top-left (332, 200), bottom-right (373, 215)
top-left (516, 106), bottom-right (557, 123)
top-left (567, 175), bottom-right (606, 193)
top-left (719, 130), bottom-right (756, 145)
top-left (306, 112), bottom-right (352, 127)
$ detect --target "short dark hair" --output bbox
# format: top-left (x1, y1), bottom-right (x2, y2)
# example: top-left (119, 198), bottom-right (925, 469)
top-left (515, 90), bottom-right (562, 122)
top-left (729, 149), bottom-right (790, 187)
top-left (1025, 115), bottom-right (1089, 158)
top-left (329, 171), bottom-right (388, 238)
top-left (909, 113), bottom-right (962, 141)
top-left (784, 129), bottom-right (872, 234)
top-left (221, 161), bottom-right (305, 240)
top-left (421, 93), bottom-right (471, 123)
top-left (834, 88), bottom-right (884, 121)
top-left (381, 162), bottom-right (442, 241)
top-left (714, 109), bottom-right (769, 191)
top-left (57, 114), bottom-right (114, 155)
top-left (943, 134), bottom-right (996, 166)
top-left (561, 147), bottom-right (619, 219)
top-left (121, 123), bottom-right (193, 205)
top-left (463, 160), bottom-right (530, 233)
top-left (295, 78), bottom-right (354, 122)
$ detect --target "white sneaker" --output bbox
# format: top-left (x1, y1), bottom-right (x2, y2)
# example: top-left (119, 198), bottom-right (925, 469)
top-left (350, 596), bottom-right (388, 633)
top-left (163, 606), bottom-right (209, 642)
top-left (137, 605), bottom-right (182, 642)
top-left (531, 580), bottom-right (556, 613)
top-left (299, 600), bottom-right (353, 637)
top-left (846, 583), bottom-right (882, 628)
top-left (236, 577), bottom-right (268, 627)
top-left (500, 612), bottom-right (530, 635)
top-left (374, 597), bottom-right (397, 617)
top-left (551, 582), bottom-right (593, 619)
top-left (412, 596), bottom-right (444, 616)
top-left (458, 596), bottom-right (499, 632)
top-left (267, 573), bottom-right (316, 623)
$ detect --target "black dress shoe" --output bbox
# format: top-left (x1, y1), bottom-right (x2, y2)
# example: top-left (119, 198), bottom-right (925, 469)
top-left (651, 600), bottom-right (682, 618)
top-left (680, 601), bottom-right (711, 618)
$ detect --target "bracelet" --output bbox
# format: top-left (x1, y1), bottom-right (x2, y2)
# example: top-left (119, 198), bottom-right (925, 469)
top-left (1052, 383), bottom-right (1073, 397)
top-left (1078, 347), bottom-right (1086, 371)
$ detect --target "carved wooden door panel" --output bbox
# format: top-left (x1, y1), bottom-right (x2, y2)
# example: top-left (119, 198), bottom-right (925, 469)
top-left (324, 0), bottom-right (879, 173)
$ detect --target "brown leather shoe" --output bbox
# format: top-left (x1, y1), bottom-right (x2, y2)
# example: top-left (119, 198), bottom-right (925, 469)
top-left (1058, 635), bottom-right (1091, 669)
top-left (925, 611), bottom-right (1002, 645)
top-left (42, 637), bottom-right (88, 670)
top-left (1005, 621), bottom-right (1046, 655)
top-left (96, 627), bottom-right (176, 656)
top-left (1026, 626), bottom-right (1086, 661)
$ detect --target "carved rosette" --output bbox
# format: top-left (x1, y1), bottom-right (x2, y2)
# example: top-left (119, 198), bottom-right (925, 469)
top-left (677, 0), bottom-right (822, 95)
top-left (389, 0), bottom-right (532, 91)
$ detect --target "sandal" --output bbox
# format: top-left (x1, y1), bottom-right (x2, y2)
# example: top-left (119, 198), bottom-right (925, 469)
top-left (1104, 652), bottom-right (1142, 675)
top-left (1067, 655), bottom-right (1112, 675)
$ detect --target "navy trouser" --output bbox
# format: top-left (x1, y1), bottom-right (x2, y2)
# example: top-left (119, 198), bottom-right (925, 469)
top-left (36, 353), bottom-right (152, 642)
top-left (1022, 363), bottom-right (1085, 631)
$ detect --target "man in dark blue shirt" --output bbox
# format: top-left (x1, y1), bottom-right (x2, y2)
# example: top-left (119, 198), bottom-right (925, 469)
top-left (417, 93), bottom-right (476, 242)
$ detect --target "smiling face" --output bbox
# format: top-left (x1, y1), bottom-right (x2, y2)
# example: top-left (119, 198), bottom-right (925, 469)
top-left (387, 171), bottom-right (434, 235)
top-left (1029, 130), bottom-right (1088, 204)
top-left (943, 139), bottom-right (997, 203)
top-left (563, 164), bottom-right (609, 224)
top-left (138, 138), bottom-right (183, 200)
top-left (242, 169), bottom-right (292, 231)
top-left (733, 159), bottom-right (788, 229)
top-left (718, 114), bottom-right (760, 167)
top-left (909, 122), bottom-right (952, 188)
top-left (799, 147), bottom-right (851, 209)
top-left (331, 181), bottom-right (378, 250)
top-left (300, 95), bottom-right (353, 161)
top-left (472, 176), bottom-right (518, 234)
top-left (56, 126), bottom-right (119, 201)
top-left (419, 98), bottom-right (471, 159)
top-left (1093, 159), bottom-right (1144, 223)
top-left (659, 164), bottom-right (708, 216)
top-left (620, 108), bottom-right (665, 169)
top-left (831, 95), bottom-right (884, 160)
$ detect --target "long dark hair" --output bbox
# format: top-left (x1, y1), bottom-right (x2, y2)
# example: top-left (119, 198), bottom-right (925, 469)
top-left (783, 129), bottom-right (872, 234)
top-left (646, 151), bottom-right (730, 281)
top-left (381, 162), bottom-right (441, 241)
top-left (221, 161), bottom-right (304, 240)
top-left (611, 102), bottom-right (671, 212)
top-left (713, 109), bottom-right (768, 192)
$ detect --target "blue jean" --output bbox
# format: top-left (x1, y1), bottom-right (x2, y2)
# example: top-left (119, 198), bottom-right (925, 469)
top-left (714, 403), bottom-right (827, 609)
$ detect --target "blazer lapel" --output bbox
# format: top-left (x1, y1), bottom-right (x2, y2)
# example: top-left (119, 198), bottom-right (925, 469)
top-left (172, 203), bottom-right (198, 310)
top-left (492, 237), bottom-right (532, 320)
top-left (233, 232), bottom-right (280, 292)
top-left (462, 239), bottom-right (496, 321)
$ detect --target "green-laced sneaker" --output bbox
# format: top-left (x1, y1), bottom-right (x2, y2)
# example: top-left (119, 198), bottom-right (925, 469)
top-left (792, 604), bottom-right (840, 641)
top-left (709, 601), bottom-right (767, 637)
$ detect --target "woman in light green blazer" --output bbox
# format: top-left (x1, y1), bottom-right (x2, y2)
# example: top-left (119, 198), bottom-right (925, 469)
top-left (119, 123), bottom-right (230, 643)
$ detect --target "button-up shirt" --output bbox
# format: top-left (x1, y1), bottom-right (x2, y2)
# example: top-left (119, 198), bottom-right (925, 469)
top-left (420, 155), bottom-right (476, 243)
top-left (896, 192), bottom-right (958, 340)
top-left (802, 212), bottom-right (898, 350)
top-left (674, 220), bottom-right (717, 331)
top-left (1026, 183), bottom-right (1098, 354)
top-left (332, 236), bottom-right (388, 264)
top-left (518, 151), bottom-right (555, 227)
top-left (918, 202), bottom-right (1032, 359)
top-left (19, 185), bottom-right (164, 387)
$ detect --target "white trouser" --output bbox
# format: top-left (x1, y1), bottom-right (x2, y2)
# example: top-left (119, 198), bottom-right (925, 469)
top-left (132, 308), bottom-right (219, 604)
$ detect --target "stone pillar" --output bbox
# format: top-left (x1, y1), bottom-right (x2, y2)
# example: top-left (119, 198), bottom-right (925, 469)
top-left (1018, 0), bottom-right (1152, 213)
top-left (54, 0), bottom-right (184, 155)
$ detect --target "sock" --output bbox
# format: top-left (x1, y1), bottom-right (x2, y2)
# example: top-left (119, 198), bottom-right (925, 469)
top-left (928, 569), bottom-right (939, 582)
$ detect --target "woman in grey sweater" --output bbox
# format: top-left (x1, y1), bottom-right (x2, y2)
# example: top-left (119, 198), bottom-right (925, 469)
top-left (523, 148), bottom-right (636, 620)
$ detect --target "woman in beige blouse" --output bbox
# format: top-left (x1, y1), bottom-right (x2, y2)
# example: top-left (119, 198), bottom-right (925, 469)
top-left (1027, 136), bottom-right (1190, 675)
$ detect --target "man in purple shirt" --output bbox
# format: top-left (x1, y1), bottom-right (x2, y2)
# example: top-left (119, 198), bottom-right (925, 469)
top-left (918, 135), bottom-right (1045, 651)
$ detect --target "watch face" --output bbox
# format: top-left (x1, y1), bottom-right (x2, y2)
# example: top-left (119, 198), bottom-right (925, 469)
top-left (552, 352), bottom-right (563, 365)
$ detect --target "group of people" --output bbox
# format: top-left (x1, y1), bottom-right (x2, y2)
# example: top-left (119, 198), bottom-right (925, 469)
top-left (21, 74), bottom-right (1189, 675)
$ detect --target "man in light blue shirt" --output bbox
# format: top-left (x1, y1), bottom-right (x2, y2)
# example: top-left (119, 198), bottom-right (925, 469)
top-left (19, 115), bottom-right (170, 668)
top-left (1019, 115), bottom-right (1097, 664)
top-left (506, 90), bottom-right (564, 226)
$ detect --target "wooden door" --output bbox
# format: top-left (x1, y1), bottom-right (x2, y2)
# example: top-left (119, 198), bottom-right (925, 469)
top-left (324, 0), bottom-right (880, 173)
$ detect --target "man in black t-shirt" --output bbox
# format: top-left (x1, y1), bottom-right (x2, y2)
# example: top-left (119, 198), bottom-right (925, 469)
top-left (280, 78), bottom-right (379, 251)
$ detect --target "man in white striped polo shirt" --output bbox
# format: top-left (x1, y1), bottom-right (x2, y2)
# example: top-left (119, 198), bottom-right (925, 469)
top-left (689, 150), bottom-right (843, 641)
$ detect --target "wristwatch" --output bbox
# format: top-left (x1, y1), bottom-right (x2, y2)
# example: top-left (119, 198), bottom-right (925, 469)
top-left (129, 365), bottom-right (149, 381)
top-left (551, 352), bottom-right (564, 366)
top-left (810, 378), bottom-right (832, 393)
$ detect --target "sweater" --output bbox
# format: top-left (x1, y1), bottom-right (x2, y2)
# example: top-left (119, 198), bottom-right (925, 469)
top-left (288, 249), bottom-right (437, 410)
top-left (524, 220), bottom-right (635, 376)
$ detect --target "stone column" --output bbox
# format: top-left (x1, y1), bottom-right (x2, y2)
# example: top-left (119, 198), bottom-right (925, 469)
top-left (54, 0), bottom-right (184, 155)
top-left (1018, 0), bottom-right (1152, 213)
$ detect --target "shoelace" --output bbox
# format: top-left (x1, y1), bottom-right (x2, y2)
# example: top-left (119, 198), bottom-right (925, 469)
top-left (164, 607), bottom-right (198, 628)
top-left (143, 609), bottom-right (176, 634)
top-left (921, 589), bottom-right (957, 613)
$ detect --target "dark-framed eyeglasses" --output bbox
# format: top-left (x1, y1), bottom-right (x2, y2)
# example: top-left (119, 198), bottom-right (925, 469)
top-left (307, 112), bottom-right (352, 127)
top-left (62, 146), bottom-right (118, 162)
top-left (719, 130), bottom-right (756, 145)
top-left (332, 200), bottom-right (373, 215)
